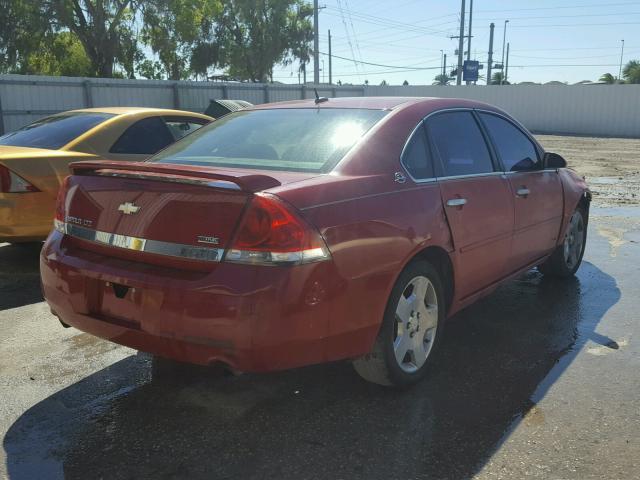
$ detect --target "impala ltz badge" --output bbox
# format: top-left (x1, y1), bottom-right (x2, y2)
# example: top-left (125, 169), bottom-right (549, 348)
top-left (197, 235), bottom-right (220, 245)
top-left (118, 202), bottom-right (141, 215)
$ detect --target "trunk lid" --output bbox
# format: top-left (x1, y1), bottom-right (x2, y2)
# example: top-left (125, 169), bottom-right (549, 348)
top-left (61, 161), bottom-right (314, 268)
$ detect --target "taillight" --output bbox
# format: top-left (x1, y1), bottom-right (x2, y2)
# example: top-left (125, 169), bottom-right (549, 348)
top-left (225, 193), bottom-right (330, 265)
top-left (0, 164), bottom-right (39, 193)
top-left (53, 176), bottom-right (71, 234)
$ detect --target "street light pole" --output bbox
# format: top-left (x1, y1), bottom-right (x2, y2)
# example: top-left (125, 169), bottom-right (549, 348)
top-left (619, 39), bottom-right (625, 82)
top-left (456, 0), bottom-right (466, 85)
top-left (501, 19), bottom-right (509, 85)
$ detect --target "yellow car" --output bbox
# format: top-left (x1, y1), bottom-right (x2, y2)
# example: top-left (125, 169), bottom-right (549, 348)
top-left (0, 107), bottom-right (212, 243)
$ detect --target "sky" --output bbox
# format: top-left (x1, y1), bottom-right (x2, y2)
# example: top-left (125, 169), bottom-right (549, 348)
top-left (271, 0), bottom-right (639, 85)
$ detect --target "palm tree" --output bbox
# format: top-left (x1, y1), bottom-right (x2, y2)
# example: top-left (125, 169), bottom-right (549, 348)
top-left (623, 60), bottom-right (640, 84)
top-left (490, 72), bottom-right (509, 85)
top-left (432, 74), bottom-right (450, 86)
top-left (599, 73), bottom-right (617, 84)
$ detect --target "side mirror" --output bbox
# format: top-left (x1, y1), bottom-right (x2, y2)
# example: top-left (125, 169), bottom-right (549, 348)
top-left (543, 152), bottom-right (567, 169)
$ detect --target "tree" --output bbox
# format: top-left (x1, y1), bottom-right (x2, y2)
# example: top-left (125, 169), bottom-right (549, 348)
top-left (379, 79), bottom-right (387, 86)
top-left (24, 31), bottom-right (94, 76)
top-left (432, 74), bottom-right (450, 86)
top-left (49, 0), bottom-right (139, 77)
top-left (0, 0), bottom-right (51, 73)
top-left (402, 79), bottom-right (409, 86)
top-left (141, 0), bottom-right (222, 80)
top-left (491, 71), bottom-right (509, 85)
top-left (623, 60), bottom-right (640, 84)
top-left (218, 0), bottom-right (313, 82)
top-left (599, 73), bottom-right (616, 84)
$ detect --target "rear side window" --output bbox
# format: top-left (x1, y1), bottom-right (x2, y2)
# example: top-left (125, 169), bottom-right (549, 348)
top-left (0, 112), bottom-right (114, 150)
top-left (151, 108), bottom-right (388, 173)
top-left (110, 117), bottom-right (175, 155)
top-left (401, 124), bottom-right (433, 180)
top-left (479, 113), bottom-right (540, 172)
top-left (426, 111), bottom-right (494, 177)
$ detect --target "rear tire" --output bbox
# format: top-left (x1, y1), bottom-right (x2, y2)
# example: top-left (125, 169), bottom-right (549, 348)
top-left (353, 260), bottom-right (445, 387)
top-left (539, 207), bottom-right (587, 277)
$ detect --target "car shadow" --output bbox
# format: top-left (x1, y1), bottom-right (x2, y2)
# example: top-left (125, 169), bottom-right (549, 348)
top-left (0, 243), bottom-right (43, 311)
top-left (3, 261), bottom-right (620, 480)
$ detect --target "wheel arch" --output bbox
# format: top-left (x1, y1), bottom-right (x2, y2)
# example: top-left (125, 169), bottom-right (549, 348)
top-left (409, 245), bottom-right (455, 314)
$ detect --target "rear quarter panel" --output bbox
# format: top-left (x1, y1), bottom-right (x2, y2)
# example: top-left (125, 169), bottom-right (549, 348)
top-left (557, 168), bottom-right (590, 243)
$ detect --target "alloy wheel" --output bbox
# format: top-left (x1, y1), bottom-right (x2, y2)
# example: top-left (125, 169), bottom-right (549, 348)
top-left (393, 275), bottom-right (439, 373)
top-left (564, 211), bottom-right (585, 270)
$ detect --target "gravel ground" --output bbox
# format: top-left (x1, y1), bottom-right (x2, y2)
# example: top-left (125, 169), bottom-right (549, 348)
top-left (536, 135), bottom-right (640, 207)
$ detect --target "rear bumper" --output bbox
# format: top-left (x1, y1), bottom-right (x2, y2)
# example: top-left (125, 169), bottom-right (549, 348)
top-left (41, 231), bottom-right (334, 372)
top-left (0, 192), bottom-right (54, 242)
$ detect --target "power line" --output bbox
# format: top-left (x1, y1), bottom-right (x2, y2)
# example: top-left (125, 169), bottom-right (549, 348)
top-left (474, 1), bottom-right (640, 13)
top-left (318, 51), bottom-right (442, 70)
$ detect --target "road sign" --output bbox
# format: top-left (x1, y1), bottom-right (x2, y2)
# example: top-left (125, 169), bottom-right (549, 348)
top-left (463, 60), bottom-right (480, 82)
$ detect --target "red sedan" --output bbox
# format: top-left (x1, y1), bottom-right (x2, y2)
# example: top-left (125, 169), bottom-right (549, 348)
top-left (41, 97), bottom-right (590, 387)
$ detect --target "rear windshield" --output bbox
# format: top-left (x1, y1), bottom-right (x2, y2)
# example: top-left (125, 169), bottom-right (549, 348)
top-left (150, 108), bottom-right (388, 172)
top-left (0, 112), bottom-right (114, 150)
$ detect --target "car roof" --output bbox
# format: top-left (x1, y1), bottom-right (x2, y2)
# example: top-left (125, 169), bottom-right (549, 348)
top-left (251, 96), bottom-right (501, 111)
top-left (62, 107), bottom-right (212, 118)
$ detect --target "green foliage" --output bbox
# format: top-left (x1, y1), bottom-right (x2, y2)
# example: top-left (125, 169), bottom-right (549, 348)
top-left (24, 32), bottom-right (94, 77)
top-left (491, 71), bottom-right (509, 85)
top-left (599, 73), bottom-right (616, 84)
top-left (218, 0), bottom-right (313, 82)
top-left (432, 74), bottom-right (450, 86)
top-left (48, 0), bottom-right (139, 77)
top-left (623, 60), bottom-right (640, 84)
top-left (1, 0), bottom-right (314, 81)
top-left (0, 0), bottom-right (51, 73)
top-left (141, 0), bottom-right (222, 80)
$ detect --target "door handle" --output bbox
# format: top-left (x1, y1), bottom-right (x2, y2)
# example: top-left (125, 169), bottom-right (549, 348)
top-left (446, 198), bottom-right (467, 207)
top-left (516, 188), bottom-right (530, 197)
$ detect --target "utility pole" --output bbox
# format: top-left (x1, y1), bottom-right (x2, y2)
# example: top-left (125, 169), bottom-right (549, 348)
top-left (328, 30), bottom-right (333, 85)
top-left (487, 22), bottom-right (494, 85)
top-left (444, 54), bottom-right (447, 78)
top-left (505, 43), bottom-right (510, 85)
top-left (467, 0), bottom-right (473, 62)
top-left (619, 39), bottom-right (625, 81)
top-left (313, 0), bottom-right (319, 85)
top-left (501, 19), bottom-right (509, 85)
top-left (440, 49), bottom-right (444, 76)
top-left (456, 0), bottom-right (466, 85)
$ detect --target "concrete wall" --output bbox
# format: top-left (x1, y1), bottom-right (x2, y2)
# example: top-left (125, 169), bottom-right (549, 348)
top-left (1, 74), bottom-right (639, 137)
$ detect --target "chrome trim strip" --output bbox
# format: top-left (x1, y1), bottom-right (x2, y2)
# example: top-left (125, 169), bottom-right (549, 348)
top-left (61, 222), bottom-right (224, 262)
top-left (436, 171), bottom-right (505, 181)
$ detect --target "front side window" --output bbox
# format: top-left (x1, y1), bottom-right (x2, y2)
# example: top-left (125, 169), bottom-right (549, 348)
top-left (479, 113), bottom-right (540, 172)
top-left (401, 123), bottom-right (433, 180)
top-left (164, 117), bottom-right (209, 142)
top-left (0, 112), bottom-right (114, 150)
top-left (151, 108), bottom-right (388, 173)
top-left (426, 111), bottom-right (494, 177)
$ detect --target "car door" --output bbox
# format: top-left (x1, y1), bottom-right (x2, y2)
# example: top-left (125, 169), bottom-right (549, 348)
top-left (425, 110), bottom-right (515, 300)
top-left (478, 112), bottom-right (563, 271)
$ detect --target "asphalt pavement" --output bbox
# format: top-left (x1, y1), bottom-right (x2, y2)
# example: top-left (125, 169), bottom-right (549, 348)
top-left (1, 207), bottom-right (638, 480)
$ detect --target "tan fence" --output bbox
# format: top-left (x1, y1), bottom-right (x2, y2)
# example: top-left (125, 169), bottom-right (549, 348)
top-left (1, 74), bottom-right (639, 137)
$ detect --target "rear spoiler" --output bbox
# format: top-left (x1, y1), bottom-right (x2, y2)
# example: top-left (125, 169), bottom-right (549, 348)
top-left (69, 160), bottom-right (281, 192)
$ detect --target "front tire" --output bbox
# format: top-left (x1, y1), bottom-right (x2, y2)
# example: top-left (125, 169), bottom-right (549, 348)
top-left (539, 207), bottom-right (587, 277)
top-left (353, 260), bottom-right (445, 387)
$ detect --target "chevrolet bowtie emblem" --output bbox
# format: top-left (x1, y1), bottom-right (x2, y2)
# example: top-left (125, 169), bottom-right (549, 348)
top-left (118, 202), bottom-right (141, 215)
